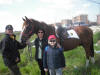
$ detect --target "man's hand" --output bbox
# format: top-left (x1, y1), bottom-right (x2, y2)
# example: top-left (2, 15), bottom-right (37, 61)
top-left (44, 68), bottom-right (48, 72)
top-left (15, 57), bottom-right (19, 62)
top-left (57, 43), bottom-right (61, 48)
top-left (26, 40), bottom-right (31, 45)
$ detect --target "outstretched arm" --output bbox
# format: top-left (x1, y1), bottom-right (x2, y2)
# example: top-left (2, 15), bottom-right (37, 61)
top-left (26, 40), bottom-right (35, 46)
top-left (16, 40), bottom-right (26, 49)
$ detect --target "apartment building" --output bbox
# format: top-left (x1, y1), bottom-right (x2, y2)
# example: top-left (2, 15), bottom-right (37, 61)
top-left (61, 19), bottom-right (72, 27)
top-left (72, 14), bottom-right (89, 24)
top-left (54, 22), bottom-right (62, 26)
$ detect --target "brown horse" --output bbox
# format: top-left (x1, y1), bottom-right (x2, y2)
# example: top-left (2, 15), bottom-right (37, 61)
top-left (20, 16), bottom-right (95, 67)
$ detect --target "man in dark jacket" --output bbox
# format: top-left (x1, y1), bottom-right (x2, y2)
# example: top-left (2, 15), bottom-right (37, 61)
top-left (0, 25), bottom-right (26, 75)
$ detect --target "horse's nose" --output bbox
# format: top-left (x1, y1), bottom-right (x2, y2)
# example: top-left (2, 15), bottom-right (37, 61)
top-left (19, 31), bottom-right (23, 42)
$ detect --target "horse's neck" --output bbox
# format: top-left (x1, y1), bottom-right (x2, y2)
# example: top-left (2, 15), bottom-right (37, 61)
top-left (45, 25), bottom-right (55, 37)
top-left (35, 22), bottom-right (55, 37)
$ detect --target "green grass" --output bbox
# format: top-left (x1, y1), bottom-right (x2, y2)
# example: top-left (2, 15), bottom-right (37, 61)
top-left (0, 31), bottom-right (100, 75)
top-left (93, 32), bottom-right (100, 43)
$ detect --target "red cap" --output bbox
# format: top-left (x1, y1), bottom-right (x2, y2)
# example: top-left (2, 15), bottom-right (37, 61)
top-left (48, 35), bottom-right (56, 40)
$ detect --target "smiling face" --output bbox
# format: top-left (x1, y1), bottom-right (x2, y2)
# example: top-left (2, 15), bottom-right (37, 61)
top-left (5, 25), bottom-right (13, 35)
top-left (6, 29), bottom-right (13, 35)
top-left (37, 30), bottom-right (44, 40)
top-left (48, 39), bottom-right (57, 47)
top-left (48, 35), bottom-right (57, 47)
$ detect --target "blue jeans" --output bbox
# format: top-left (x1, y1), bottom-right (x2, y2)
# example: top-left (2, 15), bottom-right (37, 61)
top-left (49, 68), bottom-right (62, 75)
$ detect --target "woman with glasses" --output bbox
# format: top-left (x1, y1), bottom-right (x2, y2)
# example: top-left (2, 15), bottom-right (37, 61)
top-left (28, 28), bottom-right (49, 75)
top-left (43, 35), bottom-right (65, 75)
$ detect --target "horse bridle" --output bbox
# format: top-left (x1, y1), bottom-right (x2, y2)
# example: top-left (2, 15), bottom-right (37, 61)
top-left (21, 23), bottom-right (35, 40)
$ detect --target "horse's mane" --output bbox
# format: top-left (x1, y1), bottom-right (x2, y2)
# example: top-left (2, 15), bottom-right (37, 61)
top-left (23, 18), bottom-right (55, 37)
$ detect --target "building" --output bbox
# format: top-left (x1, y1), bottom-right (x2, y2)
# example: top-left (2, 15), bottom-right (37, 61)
top-left (97, 15), bottom-right (100, 25)
top-left (61, 19), bottom-right (72, 27)
top-left (54, 22), bottom-right (62, 26)
top-left (72, 14), bottom-right (89, 24)
top-left (89, 22), bottom-right (97, 26)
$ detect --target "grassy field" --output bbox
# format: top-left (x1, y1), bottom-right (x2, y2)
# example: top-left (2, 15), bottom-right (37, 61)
top-left (0, 31), bottom-right (100, 75)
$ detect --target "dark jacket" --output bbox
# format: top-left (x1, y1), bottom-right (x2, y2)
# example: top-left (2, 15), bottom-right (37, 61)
top-left (0, 34), bottom-right (26, 66)
top-left (34, 37), bottom-right (48, 61)
top-left (43, 45), bottom-right (65, 69)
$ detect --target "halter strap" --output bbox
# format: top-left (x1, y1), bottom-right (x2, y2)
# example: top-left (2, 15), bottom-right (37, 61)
top-left (22, 25), bottom-right (34, 38)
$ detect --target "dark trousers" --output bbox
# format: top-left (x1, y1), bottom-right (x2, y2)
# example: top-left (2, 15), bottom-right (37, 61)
top-left (37, 59), bottom-right (50, 75)
top-left (8, 64), bottom-right (21, 75)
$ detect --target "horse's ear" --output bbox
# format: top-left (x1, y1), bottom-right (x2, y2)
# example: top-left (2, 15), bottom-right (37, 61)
top-left (25, 16), bottom-right (29, 21)
top-left (22, 17), bottom-right (25, 21)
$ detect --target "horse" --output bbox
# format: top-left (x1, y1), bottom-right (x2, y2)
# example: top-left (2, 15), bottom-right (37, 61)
top-left (20, 16), bottom-right (95, 67)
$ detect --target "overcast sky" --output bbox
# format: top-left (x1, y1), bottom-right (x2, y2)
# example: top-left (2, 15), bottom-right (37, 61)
top-left (0, 0), bottom-right (100, 32)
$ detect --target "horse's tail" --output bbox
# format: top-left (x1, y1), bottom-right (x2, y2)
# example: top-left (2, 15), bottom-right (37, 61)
top-left (90, 37), bottom-right (94, 57)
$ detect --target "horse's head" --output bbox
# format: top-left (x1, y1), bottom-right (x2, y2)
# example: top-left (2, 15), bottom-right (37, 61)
top-left (20, 16), bottom-right (56, 43)
top-left (20, 16), bottom-right (37, 43)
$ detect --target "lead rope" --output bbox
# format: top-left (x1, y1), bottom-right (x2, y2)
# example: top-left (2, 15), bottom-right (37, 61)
top-left (27, 44), bottom-right (33, 62)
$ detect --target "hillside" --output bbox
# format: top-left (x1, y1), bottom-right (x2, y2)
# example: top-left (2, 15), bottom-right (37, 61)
top-left (0, 28), bottom-right (100, 75)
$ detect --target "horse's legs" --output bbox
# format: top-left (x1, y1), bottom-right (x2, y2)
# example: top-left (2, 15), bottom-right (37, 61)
top-left (90, 48), bottom-right (95, 64)
top-left (90, 39), bottom-right (95, 64)
top-left (83, 46), bottom-right (91, 67)
top-left (83, 44), bottom-right (95, 67)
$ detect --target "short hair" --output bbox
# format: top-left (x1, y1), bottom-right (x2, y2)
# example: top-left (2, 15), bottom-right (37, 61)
top-left (36, 28), bottom-right (45, 34)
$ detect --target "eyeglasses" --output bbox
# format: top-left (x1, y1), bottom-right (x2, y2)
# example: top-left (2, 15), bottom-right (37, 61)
top-left (38, 32), bottom-right (43, 33)
top-left (7, 29), bottom-right (13, 30)
top-left (49, 40), bottom-right (56, 42)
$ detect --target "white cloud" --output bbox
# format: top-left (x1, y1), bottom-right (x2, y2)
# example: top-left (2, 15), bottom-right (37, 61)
top-left (0, 0), bottom-right (98, 32)
top-left (16, 0), bottom-right (24, 3)
top-left (73, 3), bottom-right (91, 17)
top-left (74, 9), bottom-right (89, 17)
top-left (0, 0), bottom-right (13, 4)
top-left (22, 7), bottom-right (73, 24)
top-left (22, 0), bottom-right (91, 24)
top-left (83, 3), bottom-right (91, 8)
top-left (38, 0), bottom-right (82, 22)
top-left (40, 0), bottom-right (75, 4)
top-left (40, 0), bottom-right (77, 9)
top-left (0, 0), bottom-right (24, 4)
top-left (22, 8), bottom-right (57, 24)
top-left (0, 11), bottom-right (22, 32)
